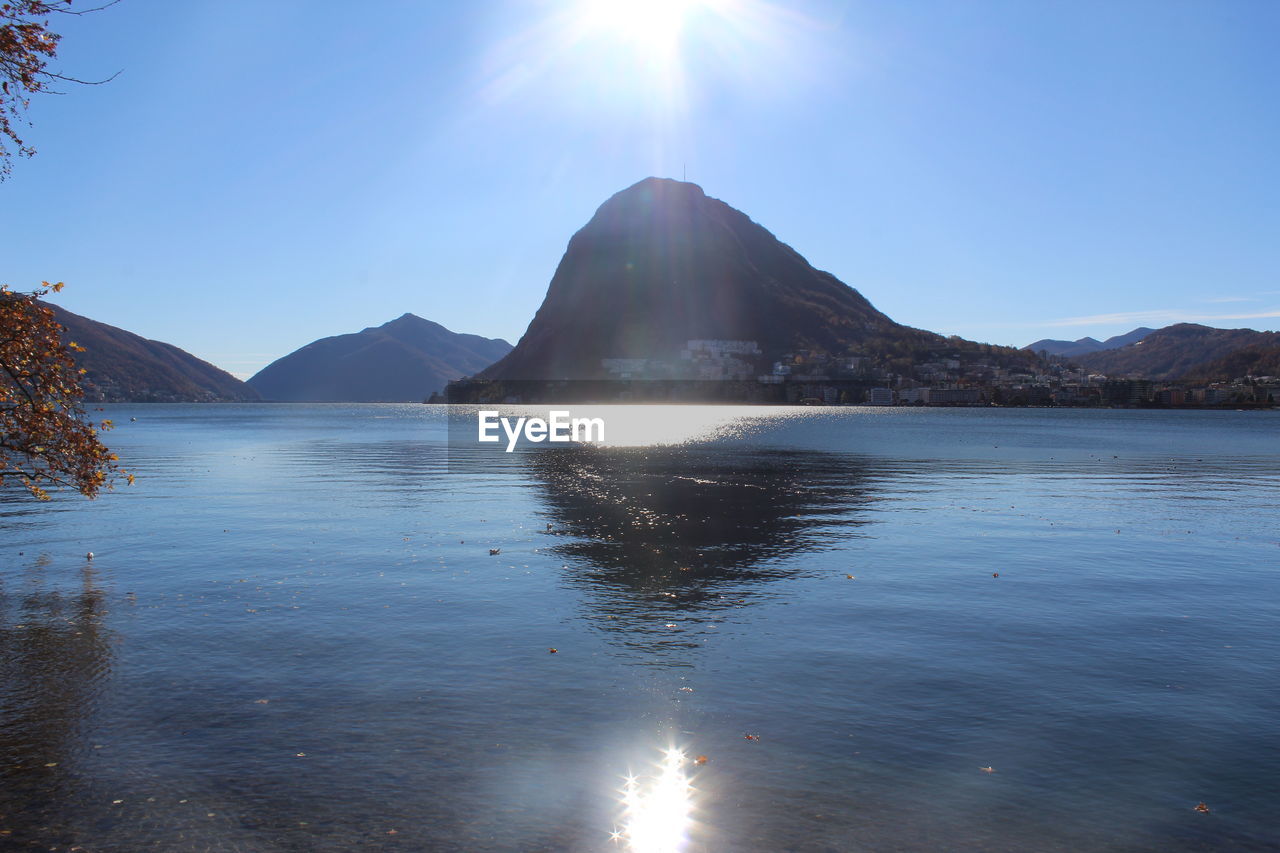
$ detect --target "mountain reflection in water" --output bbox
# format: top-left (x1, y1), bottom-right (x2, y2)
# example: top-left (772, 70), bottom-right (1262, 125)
top-left (525, 445), bottom-right (880, 657)
top-left (0, 557), bottom-right (114, 848)
top-left (1, 405), bottom-right (1277, 852)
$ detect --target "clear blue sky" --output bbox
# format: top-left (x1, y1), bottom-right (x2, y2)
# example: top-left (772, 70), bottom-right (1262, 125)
top-left (3, 0), bottom-right (1278, 377)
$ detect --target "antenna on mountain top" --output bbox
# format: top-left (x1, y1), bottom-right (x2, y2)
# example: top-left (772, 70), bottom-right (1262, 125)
top-left (683, 163), bottom-right (686, 182)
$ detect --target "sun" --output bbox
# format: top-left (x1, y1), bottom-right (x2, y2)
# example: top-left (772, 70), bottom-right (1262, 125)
top-left (476, 0), bottom-right (811, 129)
top-left (579, 0), bottom-right (710, 54)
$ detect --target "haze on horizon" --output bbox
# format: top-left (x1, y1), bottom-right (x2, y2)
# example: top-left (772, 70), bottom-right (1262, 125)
top-left (2, 0), bottom-right (1277, 379)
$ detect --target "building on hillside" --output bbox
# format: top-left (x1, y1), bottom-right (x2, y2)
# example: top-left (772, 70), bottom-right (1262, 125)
top-left (898, 388), bottom-right (928, 404)
top-left (1102, 379), bottom-right (1154, 406)
top-left (680, 340), bottom-right (761, 380)
top-left (929, 387), bottom-right (982, 405)
top-left (601, 358), bottom-right (652, 379)
top-left (867, 387), bottom-right (895, 406)
top-left (682, 340), bottom-right (762, 357)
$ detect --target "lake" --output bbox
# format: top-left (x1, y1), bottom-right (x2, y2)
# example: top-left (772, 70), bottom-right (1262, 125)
top-left (1, 404), bottom-right (1277, 851)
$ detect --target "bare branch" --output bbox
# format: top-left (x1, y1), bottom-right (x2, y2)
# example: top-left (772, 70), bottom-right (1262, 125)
top-left (42, 68), bottom-right (122, 86)
top-left (49, 0), bottom-right (122, 16)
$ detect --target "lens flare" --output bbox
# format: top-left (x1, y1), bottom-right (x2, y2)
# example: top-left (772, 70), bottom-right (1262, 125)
top-left (615, 747), bottom-right (694, 852)
top-left (474, 0), bottom-right (833, 139)
top-left (580, 0), bottom-right (708, 56)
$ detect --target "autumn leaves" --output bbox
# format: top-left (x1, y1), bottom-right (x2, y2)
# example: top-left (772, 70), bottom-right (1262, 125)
top-left (0, 281), bottom-right (127, 499)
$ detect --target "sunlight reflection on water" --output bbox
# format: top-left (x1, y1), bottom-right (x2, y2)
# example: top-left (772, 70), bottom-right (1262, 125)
top-left (591, 405), bottom-right (763, 447)
top-left (450, 403), bottom-right (838, 451)
top-left (616, 747), bottom-right (695, 853)
top-left (3, 405), bottom-right (1279, 851)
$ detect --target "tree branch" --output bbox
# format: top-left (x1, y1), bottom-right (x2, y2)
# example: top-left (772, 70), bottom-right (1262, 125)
top-left (42, 68), bottom-right (121, 87)
top-left (49, 0), bottom-right (122, 16)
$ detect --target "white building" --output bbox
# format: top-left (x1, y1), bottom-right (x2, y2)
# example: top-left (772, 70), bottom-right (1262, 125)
top-left (680, 340), bottom-right (761, 380)
top-left (601, 358), bottom-right (650, 379)
top-left (867, 387), bottom-right (895, 406)
top-left (898, 388), bottom-right (928, 404)
top-left (683, 340), bottom-right (762, 358)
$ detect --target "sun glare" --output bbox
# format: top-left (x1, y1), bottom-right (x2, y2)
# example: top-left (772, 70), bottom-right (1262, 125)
top-left (615, 747), bottom-right (695, 852)
top-left (581, 0), bottom-right (706, 53)
top-left (475, 0), bottom-right (825, 146)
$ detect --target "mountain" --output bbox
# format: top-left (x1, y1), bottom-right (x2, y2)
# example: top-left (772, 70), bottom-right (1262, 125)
top-left (248, 314), bottom-right (512, 402)
top-left (1025, 336), bottom-right (1103, 357)
top-left (1077, 324), bottom-right (1280, 380)
top-left (481, 177), bottom-right (1038, 381)
top-left (1024, 327), bottom-right (1154, 357)
top-left (49, 304), bottom-right (259, 402)
top-left (1103, 327), bottom-right (1158, 350)
top-left (1181, 345), bottom-right (1280, 383)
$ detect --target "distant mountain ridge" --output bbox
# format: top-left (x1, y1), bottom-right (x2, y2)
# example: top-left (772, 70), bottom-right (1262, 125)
top-left (1024, 327), bottom-right (1154, 357)
top-left (248, 314), bottom-right (512, 402)
top-left (1076, 324), bottom-right (1280, 380)
top-left (1181, 344), bottom-right (1280, 383)
top-left (48, 304), bottom-right (259, 403)
top-left (482, 177), bottom-right (1039, 381)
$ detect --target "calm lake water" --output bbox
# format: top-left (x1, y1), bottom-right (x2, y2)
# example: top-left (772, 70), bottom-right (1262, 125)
top-left (1, 404), bottom-right (1277, 852)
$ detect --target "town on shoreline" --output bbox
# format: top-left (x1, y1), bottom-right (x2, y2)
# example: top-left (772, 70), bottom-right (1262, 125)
top-left (444, 338), bottom-right (1278, 408)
